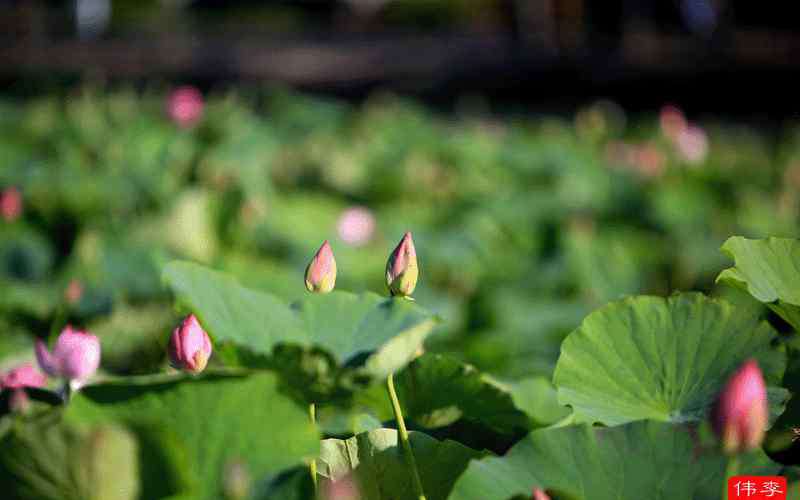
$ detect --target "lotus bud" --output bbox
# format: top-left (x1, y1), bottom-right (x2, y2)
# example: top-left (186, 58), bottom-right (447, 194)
top-left (1, 363), bottom-right (47, 390)
top-left (532, 488), bottom-right (551, 500)
top-left (305, 240), bottom-right (337, 293)
top-left (168, 314), bottom-right (213, 374)
top-left (35, 326), bottom-right (101, 388)
top-left (386, 232), bottom-right (418, 297)
top-left (711, 359), bottom-right (768, 454)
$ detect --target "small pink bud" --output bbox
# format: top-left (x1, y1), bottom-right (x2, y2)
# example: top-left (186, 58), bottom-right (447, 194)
top-left (305, 240), bottom-right (337, 293)
top-left (168, 315), bottom-right (213, 374)
top-left (35, 326), bottom-right (101, 386)
top-left (337, 207), bottom-right (376, 247)
top-left (167, 86), bottom-right (204, 128)
top-left (1, 363), bottom-right (47, 389)
top-left (712, 359), bottom-right (768, 454)
top-left (386, 232), bottom-right (418, 297)
top-left (1, 187), bottom-right (22, 222)
top-left (532, 488), bottom-right (551, 500)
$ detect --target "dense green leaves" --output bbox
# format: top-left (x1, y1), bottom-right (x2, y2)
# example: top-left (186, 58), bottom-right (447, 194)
top-left (717, 236), bottom-right (800, 330)
top-left (3, 90), bottom-right (800, 500)
top-left (318, 429), bottom-right (484, 500)
top-left (554, 293), bottom-right (785, 425)
top-left (66, 372), bottom-right (319, 500)
top-left (448, 420), bottom-right (781, 500)
top-left (164, 261), bottom-right (438, 379)
top-left (0, 416), bottom-right (140, 500)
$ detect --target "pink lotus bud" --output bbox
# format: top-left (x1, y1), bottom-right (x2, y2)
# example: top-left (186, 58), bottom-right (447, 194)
top-left (532, 488), bottom-right (551, 500)
top-left (35, 326), bottom-right (101, 386)
top-left (1, 187), bottom-right (22, 222)
top-left (305, 240), bottom-right (337, 293)
top-left (386, 232), bottom-right (418, 297)
top-left (167, 86), bottom-right (204, 128)
top-left (1, 363), bottom-right (47, 389)
top-left (168, 314), bottom-right (213, 374)
top-left (337, 207), bottom-right (376, 247)
top-left (712, 359), bottom-right (768, 454)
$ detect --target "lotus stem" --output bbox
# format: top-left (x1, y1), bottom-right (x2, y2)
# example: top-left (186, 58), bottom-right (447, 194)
top-left (309, 402), bottom-right (318, 494)
top-left (386, 372), bottom-right (426, 500)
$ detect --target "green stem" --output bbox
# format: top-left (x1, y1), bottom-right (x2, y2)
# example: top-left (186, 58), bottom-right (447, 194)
top-left (309, 402), bottom-right (318, 495)
top-left (386, 373), bottom-right (427, 500)
top-left (722, 454), bottom-right (739, 500)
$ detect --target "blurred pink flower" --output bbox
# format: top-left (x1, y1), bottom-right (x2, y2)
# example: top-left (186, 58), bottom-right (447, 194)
top-left (65, 279), bottom-right (84, 305)
top-left (168, 314), bottom-right (213, 374)
top-left (659, 105), bottom-right (688, 142)
top-left (532, 488), bottom-right (551, 500)
top-left (712, 359), bottom-right (768, 454)
top-left (167, 86), bottom-right (204, 128)
top-left (605, 141), bottom-right (665, 179)
top-left (323, 475), bottom-right (361, 500)
top-left (1, 363), bottom-right (47, 390)
top-left (35, 325), bottom-right (101, 387)
top-left (337, 206), bottom-right (376, 247)
top-left (632, 143), bottom-right (666, 178)
top-left (1, 187), bottom-right (22, 222)
top-left (676, 124), bottom-right (709, 165)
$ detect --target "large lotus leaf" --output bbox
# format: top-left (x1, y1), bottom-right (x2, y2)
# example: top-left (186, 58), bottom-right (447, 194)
top-left (717, 236), bottom-right (800, 331)
top-left (163, 261), bottom-right (438, 379)
top-left (448, 420), bottom-right (780, 500)
top-left (66, 372), bottom-right (319, 500)
top-left (355, 354), bottom-right (530, 436)
top-left (0, 415), bottom-right (140, 500)
top-left (508, 377), bottom-right (571, 427)
top-left (318, 428), bottom-right (484, 500)
top-left (553, 293), bottom-right (785, 426)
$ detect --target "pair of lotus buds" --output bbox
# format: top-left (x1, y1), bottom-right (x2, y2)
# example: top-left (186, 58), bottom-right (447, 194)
top-left (305, 231), bottom-right (418, 297)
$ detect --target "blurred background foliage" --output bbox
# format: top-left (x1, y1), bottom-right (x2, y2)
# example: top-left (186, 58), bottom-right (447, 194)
top-left (0, 86), bottom-right (796, 384)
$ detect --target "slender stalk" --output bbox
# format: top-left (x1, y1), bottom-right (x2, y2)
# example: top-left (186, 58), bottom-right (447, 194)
top-left (309, 402), bottom-right (318, 494)
top-left (386, 372), bottom-right (427, 500)
top-left (722, 454), bottom-right (739, 500)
